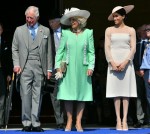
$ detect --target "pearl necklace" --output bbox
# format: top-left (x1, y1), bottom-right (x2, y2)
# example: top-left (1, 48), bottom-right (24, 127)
top-left (72, 29), bottom-right (82, 33)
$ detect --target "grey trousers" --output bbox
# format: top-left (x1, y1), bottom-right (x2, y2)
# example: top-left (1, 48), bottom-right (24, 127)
top-left (143, 70), bottom-right (150, 123)
top-left (50, 71), bottom-right (64, 125)
top-left (50, 88), bottom-right (64, 124)
top-left (135, 74), bottom-right (146, 123)
top-left (20, 60), bottom-right (44, 127)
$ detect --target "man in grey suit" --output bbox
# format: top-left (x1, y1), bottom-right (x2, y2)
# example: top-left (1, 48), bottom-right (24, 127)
top-left (12, 6), bottom-right (52, 132)
top-left (48, 11), bottom-right (64, 129)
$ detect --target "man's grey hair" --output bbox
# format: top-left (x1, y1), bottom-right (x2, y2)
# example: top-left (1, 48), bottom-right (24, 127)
top-left (25, 6), bottom-right (39, 18)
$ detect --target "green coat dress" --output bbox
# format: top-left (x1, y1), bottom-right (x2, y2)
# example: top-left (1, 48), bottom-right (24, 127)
top-left (55, 28), bottom-right (95, 101)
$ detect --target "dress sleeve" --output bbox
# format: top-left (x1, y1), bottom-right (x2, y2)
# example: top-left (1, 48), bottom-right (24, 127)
top-left (126, 27), bottom-right (136, 61)
top-left (55, 30), bottom-right (67, 69)
top-left (87, 29), bottom-right (95, 70)
top-left (104, 27), bottom-right (113, 62)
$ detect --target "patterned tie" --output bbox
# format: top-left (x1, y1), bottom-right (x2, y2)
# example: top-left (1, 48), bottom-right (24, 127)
top-left (31, 27), bottom-right (36, 40)
top-left (55, 30), bottom-right (60, 41)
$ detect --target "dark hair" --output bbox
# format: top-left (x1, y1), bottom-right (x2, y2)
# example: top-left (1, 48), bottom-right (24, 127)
top-left (0, 22), bottom-right (4, 29)
top-left (116, 8), bottom-right (126, 16)
top-left (48, 10), bottom-right (61, 20)
top-left (145, 24), bottom-right (150, 31)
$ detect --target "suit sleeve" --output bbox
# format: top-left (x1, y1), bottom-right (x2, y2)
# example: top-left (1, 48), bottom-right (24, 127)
top-left (133, 41), bottom-right (145, 71)
top-left (47, 28), bottom-right (53, 71)
top-left (55, 30), bottom-right (66, 69)
top-left (1, 39), bottom-right (13, 77)
top-left (5, 42), bottom-right (13, 76)
top-left (12, 27), bottom-right (20, 67)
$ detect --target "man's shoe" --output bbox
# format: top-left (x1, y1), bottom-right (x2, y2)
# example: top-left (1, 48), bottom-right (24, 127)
top-left (32, 126), bottom-right (44, 132)
top-left (0, 125), bottom-right (5, 129)
top-left (22, 126), bottom-right (32, 132)
top-left (56, 124), bottom-right (64, 130)
top-left (133, 122), bottom-right (143, 128)
top-left (146, 122), bottom-right (150, 127)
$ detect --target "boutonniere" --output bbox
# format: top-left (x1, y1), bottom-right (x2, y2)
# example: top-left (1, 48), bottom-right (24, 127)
top-left (43, 35), bottom-right (48, 39)
top-left (39, 29), bottom-right (48, 39)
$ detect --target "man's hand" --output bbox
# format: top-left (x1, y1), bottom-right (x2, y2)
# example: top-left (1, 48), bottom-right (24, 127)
top-left (139, 70), bottom-right (144, 77)
top-left (87, 69), bottom-right (93, 76)
top-left (135, 71), bottom-right (142, 77)
top-left (47, 72), bottom-right (52, 79)
top-left (7, 75), bottom-right (11, 82)
top-left (13, 66), bottom-right (21, 74)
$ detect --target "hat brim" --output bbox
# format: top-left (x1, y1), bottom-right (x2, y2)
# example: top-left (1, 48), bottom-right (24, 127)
top-left (108, 5), bottom-right (134, 21)
top-left (60, 10), bottom-right (90, 25)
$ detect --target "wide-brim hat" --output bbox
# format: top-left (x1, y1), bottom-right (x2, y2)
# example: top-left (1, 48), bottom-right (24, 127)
top-left (108, 5), bottom-right (134, 21)
top-left (60, 7), bottom-right (90, 25)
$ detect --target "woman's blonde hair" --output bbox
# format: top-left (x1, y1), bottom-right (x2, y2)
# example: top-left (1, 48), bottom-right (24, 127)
top-left (73, 16), bottom-right (87, 28)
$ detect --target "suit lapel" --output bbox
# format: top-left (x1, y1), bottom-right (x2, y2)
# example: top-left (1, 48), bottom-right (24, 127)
top-left (37, 25), bottom-right (43, 48)
top-left (51, 34), bottom-right (56, 68)
top-left (22, 24), bottom-right (44, 49)
top-left (22, 24), bottom-right (30, 49)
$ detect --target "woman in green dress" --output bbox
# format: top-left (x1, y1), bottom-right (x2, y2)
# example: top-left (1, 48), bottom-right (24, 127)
top-left (55, 7), bottom-right (95, 132)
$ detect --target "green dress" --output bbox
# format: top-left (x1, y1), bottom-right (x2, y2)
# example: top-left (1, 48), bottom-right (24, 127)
top-left (55, 29), bottom-right (95, 101)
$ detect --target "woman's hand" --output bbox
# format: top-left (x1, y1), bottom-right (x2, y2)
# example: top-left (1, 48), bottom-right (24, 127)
top-left (55, 68), bottom-right (63, 80)
top-left (110, 61), bottom-right (119, 71)
top-left (117, 59), bottom-right (129, 72)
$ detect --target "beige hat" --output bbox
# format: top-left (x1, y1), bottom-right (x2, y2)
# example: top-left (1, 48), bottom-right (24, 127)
top-left (108, 5), bottom-right (134, 21)
top-left (60, 7), bottom-right (90, 25)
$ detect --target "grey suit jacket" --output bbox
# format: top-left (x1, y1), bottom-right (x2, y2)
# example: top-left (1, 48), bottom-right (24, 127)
top-left (12, 23), bottom-right (52, 76)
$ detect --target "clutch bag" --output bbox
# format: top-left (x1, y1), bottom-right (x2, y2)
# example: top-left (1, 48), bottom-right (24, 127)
top-left (60, 61), bottom-right (67, 73)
